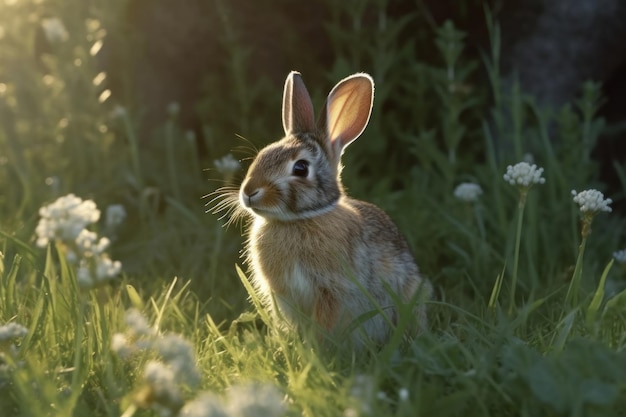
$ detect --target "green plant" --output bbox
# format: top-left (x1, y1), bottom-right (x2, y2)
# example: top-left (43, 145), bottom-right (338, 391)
top-left (0, 1), bottom-right (625, 416)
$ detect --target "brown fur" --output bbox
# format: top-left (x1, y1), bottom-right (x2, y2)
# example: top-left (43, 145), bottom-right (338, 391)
top-left (238, 72), bottom-right (432, 345)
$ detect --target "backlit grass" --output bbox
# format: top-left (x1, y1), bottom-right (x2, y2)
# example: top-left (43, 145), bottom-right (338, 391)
top-left (1, 1), bottom-right (625, 416)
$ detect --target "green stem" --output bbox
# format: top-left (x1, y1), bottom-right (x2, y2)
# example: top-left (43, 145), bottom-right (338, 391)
top-left (123, 112), bottom-right (143, 189)
top-left (565, 235), bottom-right (587, 308)
top-left (509, 191), bottom-right (527, 314)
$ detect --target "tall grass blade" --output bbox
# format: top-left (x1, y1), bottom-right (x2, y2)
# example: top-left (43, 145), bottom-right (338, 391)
top-left (585, 259), bottom-right (614, 330)
top-left (235, 264), bottom-right (272, 327)
top-left (488, 265), bottom-right (506, 311)
top-left (552, 308), bottom-right (577, 352)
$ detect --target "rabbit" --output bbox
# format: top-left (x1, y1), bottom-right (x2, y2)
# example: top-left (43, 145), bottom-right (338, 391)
top-left (236, 71), bottom-right (431, 345)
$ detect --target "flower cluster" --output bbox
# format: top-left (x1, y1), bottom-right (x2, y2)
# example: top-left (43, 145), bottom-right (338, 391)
top-left (36, 194), bottom-right (100, 247)
top-left (112, 310), bottom-right (285, 417)
top-left (179, 383), bottom-right (285, 417)
top-left (105, 204), bottom-right (127, 229)
top-left (214, 154), bottom-right (241, 176)
top-left (35, 194), bottom-right (123, 289)
top-left (453, 182), bottom-right (483, 202)
top-left (112, 309), bottom-right (200, 412)
top-left (571, 189), bottom-right (613, 214)
top-left (503, 162), bottom-right (546, 188)
top-left (0, 322), bottom-right (28, 356)
top-left (0, 323), bottom-right (28, 343)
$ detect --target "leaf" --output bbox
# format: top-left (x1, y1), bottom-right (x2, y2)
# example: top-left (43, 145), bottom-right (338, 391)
top-left (586, 259), bottom-right (614, 329)
top-left (601, 286), bottom-right (626, 321)
top-left (488, 265), bottom-right (506, 310)
top-left (235, 264), bottom-right (272, 327)
top-left (125, 284), bottom-right (144, 310)
top-left (552, 308), bottom-right (577, 352)
top-left (579, 378), bottom-right (618, 406)
top-left (527, 362), bottom-right (568, 413)
top-left (3, 254), bottom-right (21, 315)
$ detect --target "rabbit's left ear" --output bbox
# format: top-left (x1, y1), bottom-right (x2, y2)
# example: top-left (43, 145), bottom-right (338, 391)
top-left (324, 73), bottom-right (374, 151)
top-left (282, 71), bottom-right (315, 135)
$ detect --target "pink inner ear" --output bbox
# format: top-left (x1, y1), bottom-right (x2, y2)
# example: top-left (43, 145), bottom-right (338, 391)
top-left (326, 74), bottom-right (374, 150)
top-left (282, 71), bottom-right (315, 135)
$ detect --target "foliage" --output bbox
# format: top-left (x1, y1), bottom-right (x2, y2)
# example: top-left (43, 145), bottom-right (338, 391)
top-left (0, 0), bottom-right (625, 416)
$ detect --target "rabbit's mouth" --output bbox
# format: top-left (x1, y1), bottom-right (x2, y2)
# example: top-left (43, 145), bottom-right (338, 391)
top-left (246, 202), bottom-right (339, 222)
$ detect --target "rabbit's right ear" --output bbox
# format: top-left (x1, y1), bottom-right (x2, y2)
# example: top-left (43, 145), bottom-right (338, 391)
top-left (324, 73), bottom-right (373, 153)
top-left (282, 71), bottom-right (315, 135)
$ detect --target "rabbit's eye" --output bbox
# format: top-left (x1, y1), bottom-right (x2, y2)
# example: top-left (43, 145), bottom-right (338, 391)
top-left (292, 159), bottom-right (309, 177)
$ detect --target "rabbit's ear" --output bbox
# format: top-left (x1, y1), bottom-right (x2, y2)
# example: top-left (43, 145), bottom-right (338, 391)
top-left (282, 71), bottom-right (315, 135)
top-left (324, 73), bottom-right (374, 151)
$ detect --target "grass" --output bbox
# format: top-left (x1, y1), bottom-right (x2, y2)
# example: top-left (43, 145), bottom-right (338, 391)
top-left (1, 1), bottom-right (626, 416)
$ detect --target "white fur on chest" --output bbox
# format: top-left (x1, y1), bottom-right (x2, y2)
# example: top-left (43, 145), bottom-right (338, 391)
top-left (285, 262), bottom-right (315, 313)
top-left (249, 217), bottom-right (316, 307)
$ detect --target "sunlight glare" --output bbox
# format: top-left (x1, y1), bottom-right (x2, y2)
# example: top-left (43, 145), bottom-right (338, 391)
top-left (90, 39), bottom-right (103, 56)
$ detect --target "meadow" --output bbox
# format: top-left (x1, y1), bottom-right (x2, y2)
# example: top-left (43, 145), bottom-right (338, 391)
top-left (1, 1), bottom-right (625, 416)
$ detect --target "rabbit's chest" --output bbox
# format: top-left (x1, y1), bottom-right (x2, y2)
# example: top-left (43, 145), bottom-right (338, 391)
top-left (248, 215), bottom-right (354, 296)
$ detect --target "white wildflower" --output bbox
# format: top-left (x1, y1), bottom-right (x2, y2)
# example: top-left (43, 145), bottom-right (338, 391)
top-left (113, 310), bottom-right (206, 414)
top-left (75, 229), bottom-right (98, 255)
top-left (41, 17), bottom-right (69, 44)
top-left (153, 334), bottom-right (200, 388)
top-left (398, 388), bottom-right (409, 402)
top-left (105, 204), bottom-right (126, 229)
top-left (571, 189), bottom-right (612, 213)
top-left (36, 194), bottom-right (100, 247)
top-left (613, 249), bottom-right (626, 264)
top-left (453, 182), bottom-right (483, 202)
top-left (153, 334), bottom-right (194, 361)
top-left (225, 383), bottom-right (285, 417)
top-left (503, 162), bottom-right (546, 187)
top-left (110, 333), bottom-right (134, 359)
top-left (95, 237), bottom-right (112, 254)
top-left (65, 249), bottom-right (78, 263)
top-left (214, 154), bottom-right (240, 175)
top-left (0, 323), bottom-right (28, 342)
top-left (35, 194), bottom-right (122, 288)
top-left (179, 393), bottom-right (228, 417)
top-left (74, 251), bottom-right (121, 289)
top-left (95, 255), bottom-right (121, 280)
top-left (125, 309), bottom-right (154, 337)
top-left (76, 262), bottom-right (94, 288)
top-left (143, 360), bottom-right (183, 407)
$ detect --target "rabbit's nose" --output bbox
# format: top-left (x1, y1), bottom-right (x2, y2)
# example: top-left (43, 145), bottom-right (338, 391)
top-left (241, 187), bottom-right (262, 208)
top-left (246, 189), bottom-right (260, 205)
